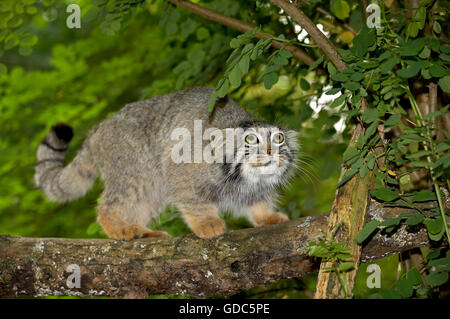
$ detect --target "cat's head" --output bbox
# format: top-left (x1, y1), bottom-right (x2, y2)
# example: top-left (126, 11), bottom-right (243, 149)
top-left (222, 121), bottom-right (299, 187)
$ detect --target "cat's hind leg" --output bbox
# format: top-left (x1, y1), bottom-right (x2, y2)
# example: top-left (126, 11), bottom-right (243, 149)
top-left (97, 202), bottom-right (169, 240)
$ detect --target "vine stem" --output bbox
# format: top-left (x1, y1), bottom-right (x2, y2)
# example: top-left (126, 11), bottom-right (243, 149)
top-left (334, 264), bottom-right (350, 299)
top-left (404, 86), bottom-right (450, 244)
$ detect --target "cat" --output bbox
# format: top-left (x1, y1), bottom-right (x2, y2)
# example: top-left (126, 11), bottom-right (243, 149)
top-left (34, 87), bottom-right (299, 240)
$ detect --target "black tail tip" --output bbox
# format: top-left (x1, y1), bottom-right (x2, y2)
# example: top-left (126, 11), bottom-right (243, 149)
top-left (51, 123), bottom-right (74, 143)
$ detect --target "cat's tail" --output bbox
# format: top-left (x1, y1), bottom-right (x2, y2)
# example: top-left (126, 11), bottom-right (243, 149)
top-left (34, 123), bottom-right (98, 203)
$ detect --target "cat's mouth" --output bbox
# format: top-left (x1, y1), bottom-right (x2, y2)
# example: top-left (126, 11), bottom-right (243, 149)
top-left (249, 156), bottom-right (284, 168)
top-left (250, 160), bottom-right (274, 167)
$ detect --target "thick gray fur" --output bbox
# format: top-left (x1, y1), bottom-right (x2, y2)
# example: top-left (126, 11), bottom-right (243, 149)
top-left (35, 87), bottom-right (299, 239)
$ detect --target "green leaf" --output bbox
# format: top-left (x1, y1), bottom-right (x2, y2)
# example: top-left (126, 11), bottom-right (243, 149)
top-left (331, 73), bottom-right (348, 82)
top-left (326, 87), bottom-right (341, 95)
top-left (300, 78), bottom-right (310, 91)
top-left (429, 64), bottom-right (448, 78)
top-left (396, 278), bottom-right (413, 298)
top-left (230, 38), bottom-right (241, 49)
top-left (397, 63), bottom-right (421, 79)
top-left (279, 49), bottom-right (292, 58)
top-left (428, 257), bottom-right (450, 271)
top-left (196, 27), bottom-right (210, 40)
top-left (427, 248), bottom-right (443, 260)
top-left (239, 56), bottom-right (250, 74)
top-left (216, 79), bottom-right (229, 97)
top-left (362, 108), bottom-right (378, 124)
top-left (381, 289), bottom-right (402, 299)
top-left (384, 114), bottom-right (401, 128)
top-left (337, 166), bottom-right (358, 187)
top-left (439, 53), bottom-right (450, 62)
top-left (308, 245), bottom-right (330, 258)
top-left (308, 56), bottom-right (323, 72)
top-left (415, 7), bottom-right (426, 29)
top-left (367, 154), bottom-right (375, 170)
top-left (433, 21), bottom-right (441, 34)
top-left (356, 135), bottom-right (364, 149)
top-left (350, 72), bottom-right (364, 82)
top-left (406, 214), bottom-right (425, 226)
top-left (411, 161), bottom-right (430, 168)
top-left (333, 0), bottom-right (350, 20)
top-left (339, 261), bottom-right (355, 272)
top-left (379, 217), bottom-right (401, 227)
top-left (364, 121), bottom-right (378, 140)
top-left (274, 56), bottom-right (289, 66)
top-left (380, 57), bottom-right (400, 73)
top-left (352, 26), bottom-right (373, 57)
top-left (419, 0), bottom-right (434, 6)
top-left (208, 91), bottom-right (217, 113)
top-left (343, 81), bottom-right (360, 91)
top-left (406, 269), bottom-right (422, 286)
top-left (429, 38), bottom-right (440, 51)
top-left (426, 271), bottom-right (449, 287)
top-left (398, 38), bottom-right (425, 56)
top-left (357, 220), bottom-right (380, 244)
top-left (407, 22), bottom-right (420, 38)
top-left (406, 150), bottom-right (431, 159)
top-left (19, 34), bottom-right (38, 47)
top-left (436, 142), bottom-right (450, 153)
top-left (228, 66), bottom-right (242, 87)
top-left (359, 164), bottom-right (368, 178)
top-left (429, 228), bottom-right (445, 241)
top-left (426, 218), bottom-right (443, 235)
top-left (264, 72), bottom-right (278, 89)
top-left (412, 190), bottom-right (436, 202)
top-left (370, 188), bottom-right (400, 202)
top-left (419, 46), bottom-right (430, 59)
top-left (330, 93), bottom-right (347, 108)
top-left (343, 146), bottom-right (359, 162)
top-left (378, 51), bottom-right (392, 62)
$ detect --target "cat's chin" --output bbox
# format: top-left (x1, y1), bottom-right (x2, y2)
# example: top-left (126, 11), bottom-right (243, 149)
top-left (241, 161), bottom-right (285, 185)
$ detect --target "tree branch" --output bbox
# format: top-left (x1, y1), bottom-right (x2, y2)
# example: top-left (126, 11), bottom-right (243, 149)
top-left (0, 201), bottom-right (431, 298)
top-left (166, 0), bottom-right (315, 66)
top-left (271, 0), bottom-right (348, 72)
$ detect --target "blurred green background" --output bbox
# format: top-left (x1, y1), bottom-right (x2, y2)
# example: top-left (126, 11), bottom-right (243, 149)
top-left (0, 0), bottom-right (408, 298)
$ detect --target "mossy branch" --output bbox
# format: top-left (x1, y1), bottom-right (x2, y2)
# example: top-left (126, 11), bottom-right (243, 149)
top-left (0, 201), bottom-right (433, 299)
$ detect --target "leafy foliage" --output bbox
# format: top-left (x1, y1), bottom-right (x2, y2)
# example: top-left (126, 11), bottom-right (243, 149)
top-left (0, 0), bottom-right (448, 298)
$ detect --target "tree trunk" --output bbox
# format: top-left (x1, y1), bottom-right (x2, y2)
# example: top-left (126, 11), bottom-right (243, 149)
top-left (0, 201), bottom-right (431, 298)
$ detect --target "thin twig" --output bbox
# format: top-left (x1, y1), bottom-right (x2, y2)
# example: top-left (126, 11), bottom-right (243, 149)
top-left (166, 0), bottom-right (316, 66)
top-left (296, 0), bottom-right (357, 34)
top-left (271, 0), bottom-right (348, 72)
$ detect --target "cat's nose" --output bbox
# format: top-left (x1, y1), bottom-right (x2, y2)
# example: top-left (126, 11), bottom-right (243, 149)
top-left (266, 146), bottom-right (272, 155)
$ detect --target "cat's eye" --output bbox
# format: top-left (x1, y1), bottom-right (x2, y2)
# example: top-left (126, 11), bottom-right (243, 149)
top-left (272, 132), bottom-right (285, 145)
top-left (245, 133), bottom-right (259, 145)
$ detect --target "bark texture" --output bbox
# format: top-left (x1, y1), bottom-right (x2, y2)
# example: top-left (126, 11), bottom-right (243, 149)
top-left (0, 201), bottom-right (430, 298)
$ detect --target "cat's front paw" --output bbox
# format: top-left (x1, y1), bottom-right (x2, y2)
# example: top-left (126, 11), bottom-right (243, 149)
top-left (191, 217), bottom-right (226, 239)
top-left (254, 212), bottom-right (289, 226)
